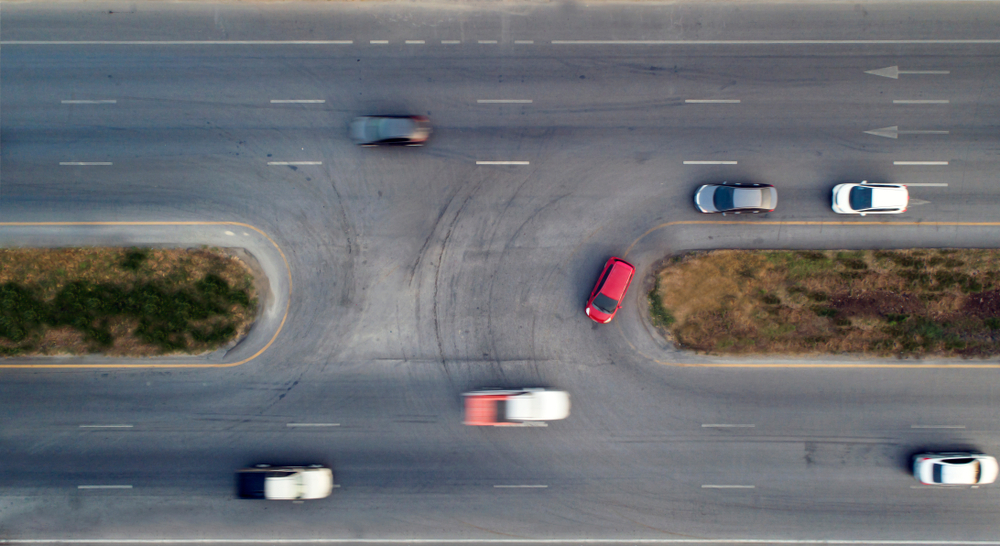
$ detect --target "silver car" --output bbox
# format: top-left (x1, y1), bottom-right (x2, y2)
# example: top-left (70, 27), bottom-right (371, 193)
top-left (694, 183), bottom-right (777, 214)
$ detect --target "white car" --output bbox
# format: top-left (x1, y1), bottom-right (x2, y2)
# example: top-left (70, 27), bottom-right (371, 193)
top-left (237, 465), bottom-right (334, 500)
top-left (831, 181), bottom-right (908, 215)
top-left (463, 388), bottom-right (571, 426)
top-left (913, 453), bottom-right (999, 485)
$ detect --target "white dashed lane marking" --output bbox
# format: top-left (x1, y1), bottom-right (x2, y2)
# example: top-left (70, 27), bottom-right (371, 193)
top-left (684, 160), bottom-right (738, 165)
top-left (686, 99), bottom-right (740, 104)
top-left (268, 161), bottom-right (323, 166)
top-left (270, 100), bottom-right (325, 104)
top-left (60, 162), bottom-right (112, 165)
top-left (477, 161), bottom-right (530, 165)
top-left (62, 99), bottom-right (116, 104)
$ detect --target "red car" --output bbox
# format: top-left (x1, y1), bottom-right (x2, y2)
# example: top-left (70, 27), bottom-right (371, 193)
top-left (585, 257), bottom-right (635, 324)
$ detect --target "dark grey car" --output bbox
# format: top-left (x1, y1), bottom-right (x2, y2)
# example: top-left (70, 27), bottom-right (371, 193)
top-left (349, 115), bottom-right (431, 146)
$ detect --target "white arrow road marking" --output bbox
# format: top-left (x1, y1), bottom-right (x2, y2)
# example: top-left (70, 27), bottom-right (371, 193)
top-left (865, 126), bottom-right (950, 139)
top-left (866, 65), bottom-right (951, 79)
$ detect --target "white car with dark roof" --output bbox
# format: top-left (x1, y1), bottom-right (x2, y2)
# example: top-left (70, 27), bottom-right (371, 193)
top-left (832, 181), bottom-right (909, 215)
top-left (913, 453), bottom-right (998, 486)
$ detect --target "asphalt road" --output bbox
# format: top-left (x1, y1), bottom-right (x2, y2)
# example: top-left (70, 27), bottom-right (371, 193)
top-left (2, 1), bottom-right (1000, 543)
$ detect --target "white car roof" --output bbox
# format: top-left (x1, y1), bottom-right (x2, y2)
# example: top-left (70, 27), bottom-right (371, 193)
top-left (505, 390), bottom-right (571, 421)
top-left (263, 468), bottom-right (333, 500)
top-left (264, 471), bottom-right (301, 500)
top-left (870, 185), bottom-right (908, 209)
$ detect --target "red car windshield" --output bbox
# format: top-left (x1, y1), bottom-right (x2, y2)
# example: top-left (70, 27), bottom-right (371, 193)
top-left (592, 293), bottom-right (619, 314)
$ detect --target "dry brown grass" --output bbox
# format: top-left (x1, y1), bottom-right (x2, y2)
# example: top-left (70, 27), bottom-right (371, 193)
top-left (0, 247), bottom-right (257, 357)
top-left (651, 249), bottom-right (1000, 358)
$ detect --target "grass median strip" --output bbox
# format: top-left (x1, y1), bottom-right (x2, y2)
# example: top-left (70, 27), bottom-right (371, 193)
top-left (0, 247), bottom-right (257, 357)
top-left (649, 249), bottom-right (1000, 358)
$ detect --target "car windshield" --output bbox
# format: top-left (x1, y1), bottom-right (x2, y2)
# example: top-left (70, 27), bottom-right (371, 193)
top-left (849, 186), bottom-right (873, 211)
top-left (713, 187), bottom-right (735, 211)
top-left (592, 293), bottom-right (619, 314)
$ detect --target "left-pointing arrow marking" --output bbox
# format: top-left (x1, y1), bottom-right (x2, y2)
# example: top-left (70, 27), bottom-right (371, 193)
top-left (865, 66), bottom-right (951, 79)
top-left (864, 126), bottom-right (951, 139)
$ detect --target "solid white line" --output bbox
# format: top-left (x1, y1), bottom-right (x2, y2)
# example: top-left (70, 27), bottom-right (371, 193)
top-left (406, 40), bottom-right (425, 45)
top-left (286, 423), bottom-right (340, 427)
top-left (441, 40), bottom-right (461, 44)
top-left (61, 100), bottom-right (116, 104)
top-left (911, 424), bottom-right (965, 429)
top-left (893, 100), bottom-right (950, 104)
top-left (686, 99), bottom-right (741, 104)
top-left (60, 162), bottom-right (112, 166)
top-left (3, 41), bottom-right (355, 45)
top-left (515, 40), bottom-right (535, 44)
top-left (494, 485), bottom-right (548, 488)
top-left (77, 485), bottom-right (132, 490)
top-left (79, 425), bottom-right (133, 428)
top-left (702, 485), bottom-right (755, 489)
top-left (267, 161), bottom-right (323, 166)
top-left (6, 538), bottom-right (1000, 544)
top-left (684, 160), bottom-right (738, 165)
top-left (270, 100), bottom-right (325, 104)
top-left (476, 161), bottom-right (530, 165)
top-left (370, 40), bottom-right (389, 44)
top-left (550, 39), bottom-right (1000, 45)
top-left (894, 161), bottom-right (949, 166)
top-left (477, 100), bottom-right (533, 104)
top-left (702, 424), bottom-right (755, 428)
top-left (905, 183), bottom-right (950, 187)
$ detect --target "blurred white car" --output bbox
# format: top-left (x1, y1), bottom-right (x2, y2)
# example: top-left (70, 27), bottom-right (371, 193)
top-left (831, 181), bottom-right (908, 215)
top-left (913, 453), bottom-right (999, 485)
top-left (237, 465), bottom-right (334, 499)
top-left (463, 388), bottom-right (570, 426)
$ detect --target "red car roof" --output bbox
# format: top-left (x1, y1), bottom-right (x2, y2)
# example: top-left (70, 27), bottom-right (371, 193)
top-left (463, 395), bottom-right (506, 426)
top-left (601, 259), bottom-right (635, 299)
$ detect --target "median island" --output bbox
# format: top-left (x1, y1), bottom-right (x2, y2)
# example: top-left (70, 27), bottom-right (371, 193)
top-left (648, 250), bottom-right (1000, 358)
top-left (0, 248), bottom-right (258, 357)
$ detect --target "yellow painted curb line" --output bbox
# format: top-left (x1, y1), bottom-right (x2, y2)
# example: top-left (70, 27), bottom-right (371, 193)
top-left (621, 220), bottom-right (1000, 368)
top-left (0, 222), bottom-right (291, 369)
